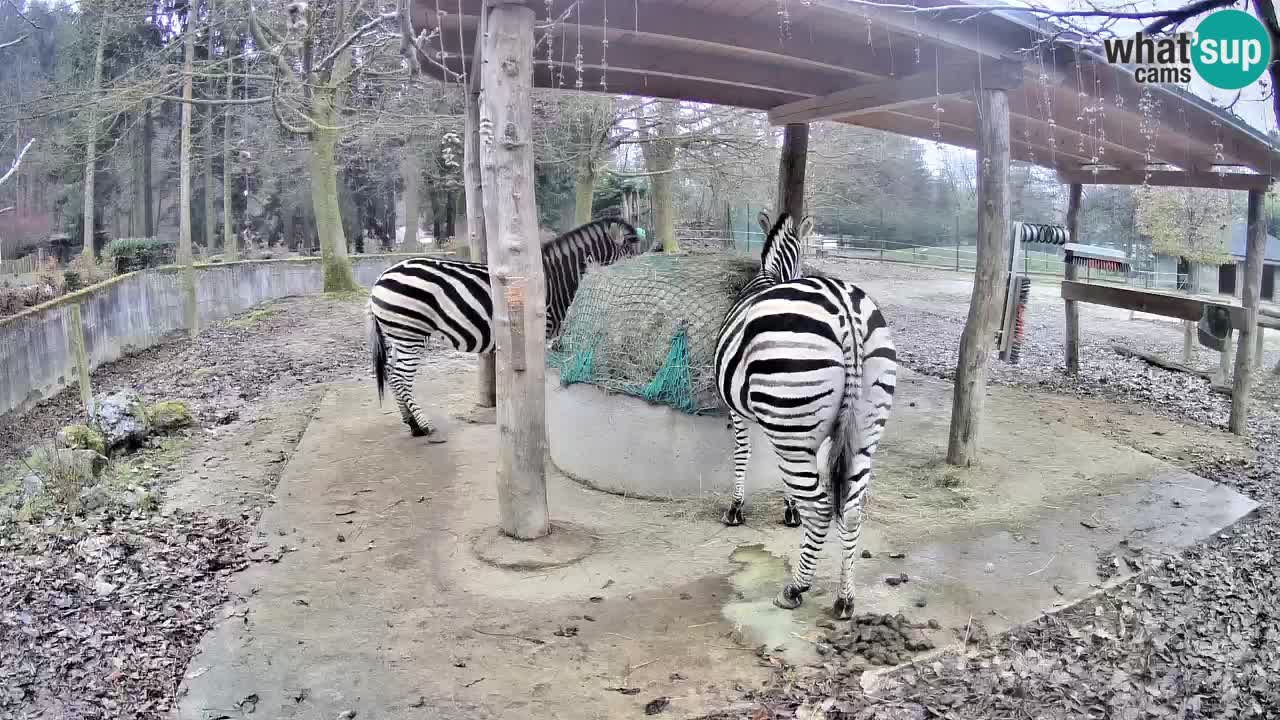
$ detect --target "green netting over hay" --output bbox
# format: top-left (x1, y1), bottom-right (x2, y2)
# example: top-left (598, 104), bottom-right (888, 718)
top-left (549, 252), bottom-right (823, 415)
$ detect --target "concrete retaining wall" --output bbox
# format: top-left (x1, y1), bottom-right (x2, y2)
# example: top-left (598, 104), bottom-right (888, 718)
top-left (546, 369), bottom-right (777, 500)
top-left (0, 255), bottom-right (428, 418)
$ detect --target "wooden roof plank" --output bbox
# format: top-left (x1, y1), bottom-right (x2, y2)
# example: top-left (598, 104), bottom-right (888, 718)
top-left (1058, 168), bottom-right (1274, 191)
top-left (769, 60), bottom-right (1022, 125)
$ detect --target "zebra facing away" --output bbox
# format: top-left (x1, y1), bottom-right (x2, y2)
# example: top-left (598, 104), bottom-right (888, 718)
top-left (368, 218), bottom-right (656, 439)
top-left (714, 211), bottom-right (897, 620)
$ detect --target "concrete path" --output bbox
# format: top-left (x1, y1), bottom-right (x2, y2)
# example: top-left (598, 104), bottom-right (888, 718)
top-left (175, 366), bottom-right (1257, 720)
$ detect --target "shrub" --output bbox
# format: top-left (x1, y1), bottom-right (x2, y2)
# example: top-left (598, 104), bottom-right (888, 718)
top-left (105, 237), bottom-right (174, 273)
top-left (62, 254), bottom-right (109, 292)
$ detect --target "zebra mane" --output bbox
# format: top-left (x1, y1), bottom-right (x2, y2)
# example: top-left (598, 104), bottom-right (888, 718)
top-left (542, 218), bottom-right (640, 254)
top-left (758, 211), bottom-right (809, 282)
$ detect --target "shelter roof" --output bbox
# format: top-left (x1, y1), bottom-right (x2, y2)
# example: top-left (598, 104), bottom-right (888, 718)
top-left (410, 0), bottom-right (1279, 183)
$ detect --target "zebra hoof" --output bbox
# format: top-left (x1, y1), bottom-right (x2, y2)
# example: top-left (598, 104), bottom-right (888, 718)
top-left (721, 504), bottom-right (745, 527)
top-left (773, 586), bottom-right (803, 610)
top-left (409, 424), bottom-right (429, 437)
top-left (782, 505), bottom-right (802, 528)
top-left (833, 597), bottom-right (854, 620)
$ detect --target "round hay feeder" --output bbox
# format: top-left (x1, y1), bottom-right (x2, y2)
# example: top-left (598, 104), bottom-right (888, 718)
top-left (545, 252), bottom-right (815, 500)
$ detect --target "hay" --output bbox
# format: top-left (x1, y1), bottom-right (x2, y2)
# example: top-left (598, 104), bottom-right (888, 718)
top-left (548, 251), bottom-right (821, 415)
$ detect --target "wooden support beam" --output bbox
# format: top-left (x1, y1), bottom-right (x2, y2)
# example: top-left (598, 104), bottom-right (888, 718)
top-left (479, 2), bottom-right (549, 540)
top-left (1058, 169), bottom-right (1274, 191)
top-left (1061, 280), bottom-right (1247, 326)
top-left (947, 87), bottom-right (1010, 468)
top-left (1229, 188), bottom-right (1267, 434)
top-left (463, 8), bottom-right (495, 409)
top-left (66, 303), bottom-right (92, 415)
top-left (1063, 183), bottom-right (1082, 375)
top-left (769, 61), bottom-right (1021, 126)
top-left (776, 123), bottom-right (808, 220)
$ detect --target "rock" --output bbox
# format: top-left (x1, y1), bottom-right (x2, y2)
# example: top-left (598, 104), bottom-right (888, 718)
top-left (78, 485), bottom-right (114, 512)
top-left (21, 474), bottom-right (44, 501)
top-left (28, 447), bottom-right (109, 485)
top-left (57, 424), bottom-right (106, 455)
top-left (89, 390), bottom-right (150, 452)
top-left (148, 400), bottom-right (194, 433)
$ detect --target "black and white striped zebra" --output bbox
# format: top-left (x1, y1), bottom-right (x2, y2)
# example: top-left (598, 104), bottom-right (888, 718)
top-left (368, 218), bottom-right (656, 438)
top-left (714, 211), bottom-right (897, 619)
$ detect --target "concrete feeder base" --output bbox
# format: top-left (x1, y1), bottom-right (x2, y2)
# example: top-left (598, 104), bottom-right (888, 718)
top-left (546, 369), bottom-right (773, 500)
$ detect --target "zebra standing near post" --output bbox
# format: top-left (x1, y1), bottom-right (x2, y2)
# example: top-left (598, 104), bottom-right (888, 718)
top-left (714, 211), bottom-right (897, 619)
top-left (368, 218), bottom-right (656, 439)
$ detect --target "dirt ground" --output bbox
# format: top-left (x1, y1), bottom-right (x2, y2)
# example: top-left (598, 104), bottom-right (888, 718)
top-left (3, 260), bottom-right (1279, 719)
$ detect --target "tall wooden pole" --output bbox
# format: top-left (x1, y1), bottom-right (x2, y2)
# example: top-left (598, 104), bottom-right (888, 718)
top-left (1229, 189), bottom-right (1267, 434)
top-left (479, 2), bottom-right (549, 540)
top-left (465, 7), bottom-right (496, 409)
top-left (947, 88), bottom-right (1011, 467)
top-left (1063, 183), bottom-right (1082, 374)
top-left (776, 123), bottom-right (808, 220)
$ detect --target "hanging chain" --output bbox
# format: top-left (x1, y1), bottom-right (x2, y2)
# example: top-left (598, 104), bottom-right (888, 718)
top-left (574, 2), bottom-right (584, 90)
top-left (601, 0), bottom-right (609, 91)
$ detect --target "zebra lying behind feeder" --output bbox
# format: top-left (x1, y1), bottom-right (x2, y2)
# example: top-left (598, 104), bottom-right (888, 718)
top-left (996, 221), bottom-right (1132, 364)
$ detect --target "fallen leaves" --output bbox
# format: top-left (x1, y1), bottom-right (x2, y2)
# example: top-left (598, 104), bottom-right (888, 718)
top-left (0, 511), bottom-right (249, 719)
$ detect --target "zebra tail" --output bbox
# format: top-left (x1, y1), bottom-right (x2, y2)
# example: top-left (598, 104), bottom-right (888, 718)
top-left (369, 309), bottom-right (387, 405)
top-left (826, 356), bottom-right (861, 521)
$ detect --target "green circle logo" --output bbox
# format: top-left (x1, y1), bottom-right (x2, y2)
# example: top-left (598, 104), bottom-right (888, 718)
top-left (1192, 9), bottom-right (1273, 90)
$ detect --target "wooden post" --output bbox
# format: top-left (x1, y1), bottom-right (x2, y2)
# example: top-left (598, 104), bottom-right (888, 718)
top-left (464, 10), bottom-right (496, 409)
top-left (66, 303), bottom-right (92, 415)
top-left (1229, 189), bottom-right (1266, 434)
top-left (1256, 327), bottom-right (1265, 369)
top-left (946, 88), bottom-right (1011, 467)
top-left (1183, 321), bottom-right (1194, 364)
top-left (776, 123), bottom-right (808, 220)
top-left (1219, 330), bottom-right (1234, 383)
top-left (1063, 183), bottom-right (1082, 375)
top-left (479, 2), bottom-right (549, 540)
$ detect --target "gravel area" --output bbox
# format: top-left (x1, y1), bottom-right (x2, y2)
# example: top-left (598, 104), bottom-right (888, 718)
top-left (703, 260), bottom-right (1280, 720)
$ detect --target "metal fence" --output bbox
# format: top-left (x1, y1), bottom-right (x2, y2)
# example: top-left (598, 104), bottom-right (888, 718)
top-left (677, 229), bottom-right (1190, 291)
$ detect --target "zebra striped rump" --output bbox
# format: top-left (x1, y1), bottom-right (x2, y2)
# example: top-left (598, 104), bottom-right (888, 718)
top-left (713, 210), bottom-right (897, 620)
top-left (366, 218), bottom-right (650, 437)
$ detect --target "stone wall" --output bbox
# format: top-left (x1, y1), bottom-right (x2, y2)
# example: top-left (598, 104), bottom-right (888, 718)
top-left (0, 255), bottom-right (431, 418)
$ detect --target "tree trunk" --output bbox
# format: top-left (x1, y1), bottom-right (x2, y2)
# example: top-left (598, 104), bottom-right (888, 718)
top-left (573, 153), bottom-right (595, 225)
top-left (640, 101), bottom-right (679, 251)
top-left (445, 189), bottom-right (456, 240)
top-left (143, 101), bottom-right (154, 237)
top-left (427, 179), bottom-right (443, 241)
top-left (223, 24), bottom-right (236, 259)
top-left (309, 83), bottom-right (357, 292)
top-left (1230, 189), bottom-right (1267, 434)
top-left (82, 14), bottom-right (108, 261)
top-left (401, 151), bottom-right (420, 248)
top-left (776, 123), bottom-right (808, 220)
top-left (479, 3), bottom-right (548, 540)
top-left (179, 16), bottom-right (198, 337)
top-left (204, 117), bottom-right (216, 252)
top-left (946, 88), bottom-right (1010, 467)
top-left (1063, 183), bottom-right (1082, 374)
top-left (131, 118), bottom-right (145, 236)
top-left (464, 36), bottom-right (496, 408)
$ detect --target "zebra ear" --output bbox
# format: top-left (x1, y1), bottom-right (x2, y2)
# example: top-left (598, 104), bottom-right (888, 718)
top-left (757, 210), bottom-right (772, 236)
top-left (796, 216), bottom-right (815, 240)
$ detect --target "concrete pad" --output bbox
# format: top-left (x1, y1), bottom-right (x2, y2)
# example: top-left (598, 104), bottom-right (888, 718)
top-left (176, 366), bottom-right (1256, 720)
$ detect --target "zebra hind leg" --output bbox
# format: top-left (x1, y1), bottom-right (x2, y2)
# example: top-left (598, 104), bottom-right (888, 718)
top-left (833, 458), bottom-right (872, 619)
top-left (387, 338), bottom-right (440, 440)
top-left (721, 413), bottom-right (751, 526)
top-left (774, 450), bottom-right (832, 610)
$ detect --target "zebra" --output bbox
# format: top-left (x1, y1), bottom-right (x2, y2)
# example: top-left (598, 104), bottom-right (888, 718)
top-left (713, 210), bottom-right (897, 620)
top-left (368, 218), bottom-right (657, 439)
